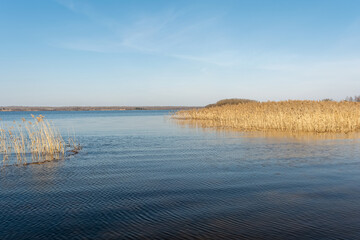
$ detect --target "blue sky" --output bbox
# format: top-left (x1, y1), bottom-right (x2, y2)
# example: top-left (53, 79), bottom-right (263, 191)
top-left (1, 0), bottom-right (360, 106)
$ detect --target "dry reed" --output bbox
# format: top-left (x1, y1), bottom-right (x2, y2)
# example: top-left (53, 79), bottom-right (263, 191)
top-left (173, 100), bottom-right (360, 133)
top-left (0, 115), bottom-right (79, 167)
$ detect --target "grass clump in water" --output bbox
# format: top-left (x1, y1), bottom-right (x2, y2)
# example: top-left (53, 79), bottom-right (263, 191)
top-left (0, 115), bottom-right (80, 166)
top-left (173, 100), bottom-right (360, 133)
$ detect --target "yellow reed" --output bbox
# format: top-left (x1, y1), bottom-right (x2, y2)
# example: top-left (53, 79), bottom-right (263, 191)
top-left (1, 115), bottom-right (76, 167)
top-left (173, 100), bottom-right (360, 133)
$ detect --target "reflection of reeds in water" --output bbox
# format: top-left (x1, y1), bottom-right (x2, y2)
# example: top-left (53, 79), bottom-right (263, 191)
top-left (0, 115), bottom-right (78, 167)
top-left (173, 100), bottom-right (360, 134)
top-left (174, 118), bottom-right (360, 141)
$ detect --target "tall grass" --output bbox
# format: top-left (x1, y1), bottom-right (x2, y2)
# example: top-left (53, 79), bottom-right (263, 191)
top-left (173, 100), bottom-right (360, 133)
top-left (0, 115), bottom-right (78, 167)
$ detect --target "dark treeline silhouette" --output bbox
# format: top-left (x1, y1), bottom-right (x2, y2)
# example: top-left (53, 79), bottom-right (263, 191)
top-left (205, 98), bottom-right (257, 108)
top-left (345, 95), bottom-right (360, 102)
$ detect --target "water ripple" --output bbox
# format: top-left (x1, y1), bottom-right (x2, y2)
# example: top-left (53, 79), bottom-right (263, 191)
top-left (1, 111), bottom-right (360, 239)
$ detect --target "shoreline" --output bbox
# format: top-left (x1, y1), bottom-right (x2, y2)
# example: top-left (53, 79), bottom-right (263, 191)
top-left (0, 106), bottom-right (200, 112)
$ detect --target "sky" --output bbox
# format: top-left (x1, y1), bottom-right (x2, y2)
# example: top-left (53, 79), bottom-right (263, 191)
top-left (1, 0), bottom-right (360, 106)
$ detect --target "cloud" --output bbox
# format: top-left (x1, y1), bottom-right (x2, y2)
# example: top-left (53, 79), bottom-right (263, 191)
top-left (172, 53), bottom-right (242, 67)
top-left (53, 0), bottom-right (241, 66)
top-left (53, 0), bottom-right (360, 79)
top-left (55, 0), bottom-right (78, 13)
top-left (261, 58), bottom-right (360, 77)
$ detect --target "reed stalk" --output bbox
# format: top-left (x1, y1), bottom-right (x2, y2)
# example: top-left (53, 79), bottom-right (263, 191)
top-left (0, 115), bottom-right (78, 167)
top-left (173, 100), bottom-right (360, 133)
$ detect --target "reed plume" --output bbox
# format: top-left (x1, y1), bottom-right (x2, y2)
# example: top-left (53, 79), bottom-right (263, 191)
top-left (1, 115), bottom-right (78, 167)
top-left (173, 100), bottom-right (360, 133)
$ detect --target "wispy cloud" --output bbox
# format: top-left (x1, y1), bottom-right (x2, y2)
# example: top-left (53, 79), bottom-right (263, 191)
top-left (53, 0), bottom-right (360, 75)
top-left (172, 52), bottom-right (242, 67)
top-left (56, 0), bottom-right (76, 11)
top-left (258, 58), bottom-right (360, 93)
top-left (53, 0), bottom-right (241, 66)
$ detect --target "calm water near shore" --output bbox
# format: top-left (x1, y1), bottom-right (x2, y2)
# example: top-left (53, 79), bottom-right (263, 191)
top-left (1, 111), bottom-right (360, 239)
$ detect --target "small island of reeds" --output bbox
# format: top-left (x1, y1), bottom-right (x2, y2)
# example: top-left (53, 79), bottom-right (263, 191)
top-left (0, 115), bottom-right (80, 167)
top-left (173, 100), bottom-right (360, 133)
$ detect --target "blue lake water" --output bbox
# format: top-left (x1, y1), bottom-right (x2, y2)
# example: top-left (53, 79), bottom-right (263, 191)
top-left (1, 110), bottom-right (360, 239)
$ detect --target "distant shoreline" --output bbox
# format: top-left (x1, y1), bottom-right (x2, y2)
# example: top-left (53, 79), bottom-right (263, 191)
top-left (0, 106), bottom-right (200, 112)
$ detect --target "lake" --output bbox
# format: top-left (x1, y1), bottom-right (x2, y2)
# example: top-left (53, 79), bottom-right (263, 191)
top-left (1, 110), bottom-right (360, 239)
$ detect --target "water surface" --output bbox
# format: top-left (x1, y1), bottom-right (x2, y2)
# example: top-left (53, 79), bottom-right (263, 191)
top-left (1, 111), bottom-right (360, 239)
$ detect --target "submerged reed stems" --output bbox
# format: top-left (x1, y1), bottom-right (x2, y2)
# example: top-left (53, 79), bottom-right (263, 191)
top-left (173, 100), bottom-right (360, 133)
top-left (1, 115), bottom-right (79, 167)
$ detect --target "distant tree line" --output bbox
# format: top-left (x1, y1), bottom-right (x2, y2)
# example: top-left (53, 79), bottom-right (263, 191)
top-left (0, 106), bottom-right (197, 112)
top-left (205, 98), bottom-right (257, 108)
top-left (207, 96), bottom-right (360, 107)
top-left (345, 95), bottom-right (360, 102)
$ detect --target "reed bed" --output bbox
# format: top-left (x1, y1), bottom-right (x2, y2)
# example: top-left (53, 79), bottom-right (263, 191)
top-left (173, 100), bottom-right (360, 133)
top-left (0, 115), bottom-right (79, 167)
